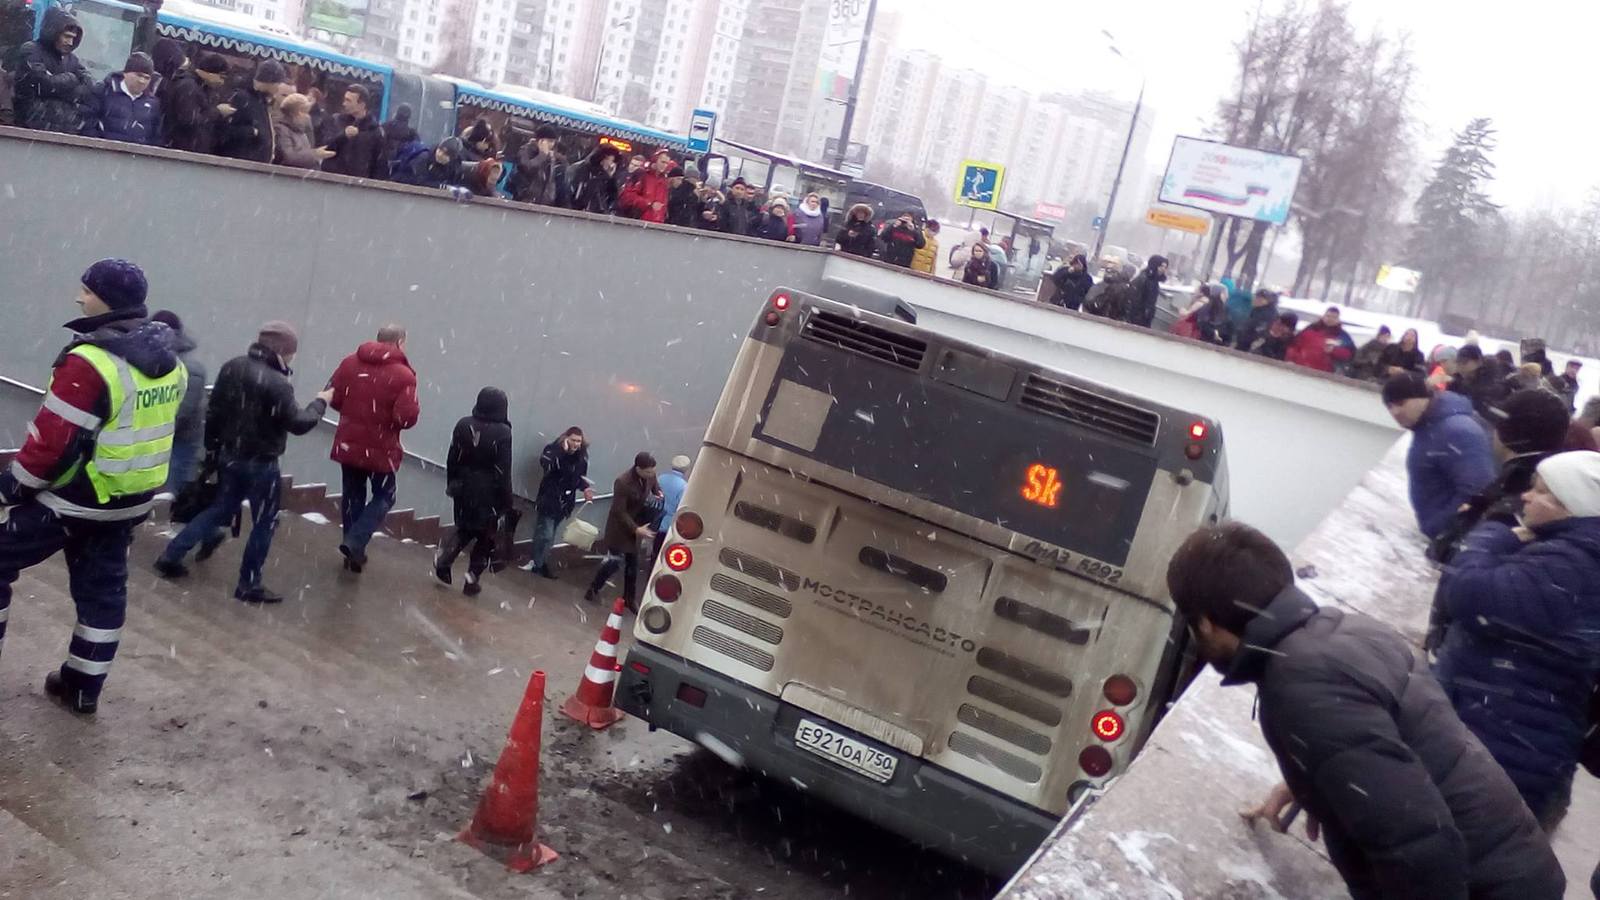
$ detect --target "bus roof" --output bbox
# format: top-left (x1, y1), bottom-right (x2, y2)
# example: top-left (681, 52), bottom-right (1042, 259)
top-left (455, 83), bottom-right (690, 151)
top-left (154, 0), bottom-right (395, 79)
top-left (713, 138), bottom-right (850, 178)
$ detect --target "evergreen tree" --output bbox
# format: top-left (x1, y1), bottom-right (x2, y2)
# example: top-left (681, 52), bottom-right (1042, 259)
top-left (1406, 118), bottom-right (1500, 314)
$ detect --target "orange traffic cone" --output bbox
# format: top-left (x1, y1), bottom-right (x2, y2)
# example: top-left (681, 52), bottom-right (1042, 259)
top-left (457, 670), bottom-right (560, 872)
top-left (560, 597), bottom-right (627, 730)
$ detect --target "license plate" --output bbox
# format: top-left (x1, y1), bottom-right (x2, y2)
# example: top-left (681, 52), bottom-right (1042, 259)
top-left (794, 718), bottom-right (898, 783)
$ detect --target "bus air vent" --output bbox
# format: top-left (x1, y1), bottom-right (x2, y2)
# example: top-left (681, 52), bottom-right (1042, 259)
top-left (947, 731), bottom-right (1043, 783)
top-left (966, 676), bottom-right (1064, 727)
top-left (858, 547), bottom-right (948, 593)
top-left (957, 703), bottom-right (1053, 755)
top-left (718, 547), bottom-right (801, 591)
top-left (733, 501), bottom-right (818, 544)
top-left (692, 626), bottom-right (776, 671)
top-left (1019, 374), bottom-right (1161, 446)
top-left (802, 310), bottom-right (927, 371)
top-left (994, 597), bottom-right (1093, 645)
top-left (702, 599), bottom-right (784, 645)
top-left (976, 647), bottom-right (1074, 698)
top-left (709, 573), bottom-right (794, 618)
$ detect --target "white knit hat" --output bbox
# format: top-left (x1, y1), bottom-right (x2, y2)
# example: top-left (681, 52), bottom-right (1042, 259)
top-left (1536, 452), bottom-right (1600, 518)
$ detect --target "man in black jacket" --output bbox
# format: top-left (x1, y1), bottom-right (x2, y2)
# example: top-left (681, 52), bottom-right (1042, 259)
top-left (722, 178), bottom-right (759, 236)
top-left (156, 321), bottom-right (331, 603)
top-left (1125, 254), bottom-right (1168, 327)
top-left (1448, 345), bottom-right (1510, 419)
top-left (666, 165), bottom-right (700, 228)
top-left (568, 145), bottom-right (620, 214)
top-left (14, 8), bottom-right (90, 134)
top-left (434, 387), bottom-right (513, 596)
top-left (215, 60), bottom-right (287, 164)
top-left (520, 427), bottom-right (594, 578)
top-left (1233, 288), bottom-right (1280, 353)
top-left (509, 124), bottom-right (567, 206)
top-left (321, 84), bottom-right (387, 180)
top-left (877, 213), bottom-right (926, 267)
top-left (1166, 522), bottom-right (1565, 900)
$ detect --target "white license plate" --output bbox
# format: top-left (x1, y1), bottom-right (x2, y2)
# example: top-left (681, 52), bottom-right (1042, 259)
top-left (794, 718), bottom-right (898, 783)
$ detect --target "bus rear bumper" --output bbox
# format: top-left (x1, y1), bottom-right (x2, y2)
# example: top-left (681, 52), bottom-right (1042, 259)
top-left (615, 643), bottom-right (1055, 877)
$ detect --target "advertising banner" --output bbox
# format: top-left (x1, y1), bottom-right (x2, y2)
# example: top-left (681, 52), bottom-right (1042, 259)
top-left (1375, 264), bottom-right (1422, 293)
top-left (1033, 201), bottom-right (1067, 222)
top-left (1158, 136), bottom-right (1302, 225)
top-left (307, 0), bottom-right (368, 38)
top-left (1145, 207), bottom-right (1210, 235)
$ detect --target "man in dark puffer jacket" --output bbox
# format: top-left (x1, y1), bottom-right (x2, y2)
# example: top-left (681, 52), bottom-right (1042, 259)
top-left (1435, 451), bottom-right (1600, 831)
top-left (14, 8), bottom-right (90, 134)
top-left (1168, 522), bottom-right (1565, 900)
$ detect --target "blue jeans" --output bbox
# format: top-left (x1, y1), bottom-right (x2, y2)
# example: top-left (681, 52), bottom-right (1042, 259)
top-left (163, 437), bottom-right (201, 495)
top-left (162, 458), bottom-right (281, 592)
top-left (340, 465), bottom-right (396, 557)
top-left (527, 512), bottom-right (561, 569)
top-left (0, 500), bottom-right (135, 699)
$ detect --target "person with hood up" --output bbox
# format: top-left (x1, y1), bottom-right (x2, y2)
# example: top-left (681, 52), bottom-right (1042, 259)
top-left (834, 203), bottom-right (878, 258)
top-left (721, 178), bottom-right (760, 235)
top-left (878, 212), bottom-right (926, 267)
top-left (1047, 254), bottom-right (1094, 311)
top-left (1285, 306), bottom-right (1357, 374)
top-left (1125, 255), bottom-right (1169, 327)
top-left (569, 144), bottom-right (621, 214)
top-left (1350, 325), bottom-right (1392, 381)
top-left (752, 197), bottom-right (796, 242)
top-left (520, 427), bottom-right (595, 579)
top-left (397, 136), bottom-right (466, 190)
top-left (793, 192), bottom-right (830, 247)
top-left (962, 242), bottom-right (1001, 289)
top-left (327, 324), bottom-right (420, 573)
top-left (215, 60), bottom-right (287, 164)
top-left (150, 310), bottom-right (207, 496)
top-left (1382, 371), bottom-right (1497, 540)
top-left (319, 84), bottom-right (386, 179)
top-left (79, 51), bottom-right (162, 146)
top-left (1233, 288), bottom-right (1280, 354)
top-left (1166, 522), bottom-right (1567, 900)
top-left (1083, 260), bottom-right (1134, 319)
top-left (156, 47), bottom-right (228, 154)
top-left (667, 165), bottom-right (701, 227)
top-left (0, 259), bottom-right (188, 715)
top-left (1379, 328), bottom-right (1426, 376)
top-left (619, 149), bottom-right (672, 222)
top-left (1219, 275), bottom-right (1254, 334)
top-left (381, 103), bottom-right (418, 167)
top-left (271, 92), bottom-right (332, 169)
top-left (15, 8), bottom-right (91, 134)
top-left (459, 118), bottom-right (498, 163)
top-left (434, 388), bottom-right (514, 597)
top-left (155, 322), bottom-right (332, 604)
top-left (510, 124), bottom-right (568, 206)
top-left (1434, 450), bottom-right (1600, 832)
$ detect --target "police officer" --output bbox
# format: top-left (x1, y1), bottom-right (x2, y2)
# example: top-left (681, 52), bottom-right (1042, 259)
top-left (0, 259), bottom-right (186, 715)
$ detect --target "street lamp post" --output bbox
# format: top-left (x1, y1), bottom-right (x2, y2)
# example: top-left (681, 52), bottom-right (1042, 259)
top-left (590, 13), bottom-right (634, 104)
top-left (830, 0), bottom-right (879, 171)
top-left (1091, 39), bottom-right (1143, 265)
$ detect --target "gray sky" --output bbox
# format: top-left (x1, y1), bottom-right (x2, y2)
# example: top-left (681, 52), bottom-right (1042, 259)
top-left (886, 0), bottom-right (1587, 211)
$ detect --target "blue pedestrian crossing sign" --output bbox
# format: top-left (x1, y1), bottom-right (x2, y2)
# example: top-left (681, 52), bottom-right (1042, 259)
top-left (954, 160), bottom-right (1005, 211)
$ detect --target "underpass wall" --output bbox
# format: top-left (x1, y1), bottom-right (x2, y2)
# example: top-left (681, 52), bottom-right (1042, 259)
top-left (0, 127), bottom-right (826, 517)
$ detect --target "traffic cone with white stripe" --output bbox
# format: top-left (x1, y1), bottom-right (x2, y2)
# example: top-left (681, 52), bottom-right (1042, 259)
top-left (559, 597), bottom-right (626, 730)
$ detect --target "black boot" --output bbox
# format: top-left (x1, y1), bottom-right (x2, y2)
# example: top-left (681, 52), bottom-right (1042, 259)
top-left (153, 557), bottom-right (189, 579)
top-left (536, 563), bottom-right (558, 580)
top-left (235, 585), bottom-right (284, 604)
top-left (433, 559), bottom-right (452, 585)
top-left (339, 544), bottom-right (365, 574)
top-left (44, 668), bottom-right (97, 715)
top-left (463, 572), bottom-right (482, 597)
top-left (583, 587), bottom-right (599, 603)
top-left (195, 532), bottom-right (226, 562)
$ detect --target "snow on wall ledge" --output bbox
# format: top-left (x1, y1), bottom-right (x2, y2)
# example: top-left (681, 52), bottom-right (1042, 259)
top-left (998, 440), bottom-right (1437, 899)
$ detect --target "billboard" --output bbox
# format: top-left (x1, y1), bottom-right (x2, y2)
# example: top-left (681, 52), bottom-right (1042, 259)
top-left (955, 160), bottom-right (1005, 211)
top-left (1033, 201), bottom-right (1067, 222)
top-left (1158, 136), bottom-right (1302, 225)
top-left (306, 0), bottom-right (368, 37)
top-left (1376, 264), bottom-right (1421, 293)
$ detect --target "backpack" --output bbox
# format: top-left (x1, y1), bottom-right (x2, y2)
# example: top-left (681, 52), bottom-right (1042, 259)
top-left (390, 139), bottom-right (430, 180)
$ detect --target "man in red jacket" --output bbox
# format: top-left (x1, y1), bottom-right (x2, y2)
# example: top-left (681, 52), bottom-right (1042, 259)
top-left (1286, 306), bottom-right (1357, 374)
top-left (328, 324), bottom-right (420, 572)
top-left (619, 148), bottom-right (672, 223)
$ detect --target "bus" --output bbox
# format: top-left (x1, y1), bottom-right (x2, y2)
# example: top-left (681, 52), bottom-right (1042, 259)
top-left (700, 138), bottom-right (852, 217)
top-left (615, 284), bottom-right (1230, 875)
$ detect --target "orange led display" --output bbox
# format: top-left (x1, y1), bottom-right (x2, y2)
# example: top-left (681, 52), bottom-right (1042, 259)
top-left (1021, 463), bottom-right (1063, 509)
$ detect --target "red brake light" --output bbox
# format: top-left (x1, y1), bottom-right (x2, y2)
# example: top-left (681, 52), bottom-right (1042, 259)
top-left (1102, 675), bottom-right (1138, 706)
top-left (675, 511), bottom-right (704, 540)
top-left (1078, 745), bottom-right (1114, 777)
top-left (1091, 710), bottom-right (1125, 742)
top-left (653, 574), bottom-right (682, 602)
top-left (675, 682), bottom-right (708, 707)
top-left (664, 544), bottom-right (693, 572)
top-left (771, 292), bottom-right (791, 311)
top-left (1189, 421), bottom-right (1208, 441)
top-left (629, 660), bottom-right (651, 675)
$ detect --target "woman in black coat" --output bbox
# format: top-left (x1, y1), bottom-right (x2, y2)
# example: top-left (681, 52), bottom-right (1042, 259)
top-left (833, 203), bottom-right (878, 258)
top-left (1379, 328), bottom-right (1426, 375)
top-left (1047, 254), bottom-right (1094, 310)
top-left (962, 243), bottom-right (1001, 289)
top-left (434, 387), bottom-right (513, 596)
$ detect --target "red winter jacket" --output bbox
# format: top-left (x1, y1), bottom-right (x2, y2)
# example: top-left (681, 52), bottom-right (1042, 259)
top-left (329, 341), bottom-right (420, 473)
top-left (1285, 321), bottom-right (1356, 373)
top-left (618, 169), bottom-right (669, 223)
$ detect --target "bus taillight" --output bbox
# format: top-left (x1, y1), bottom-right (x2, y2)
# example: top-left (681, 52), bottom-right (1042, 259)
top-left (641, 605), bottom-right (672, 634)
top-left (1189, 421), bottom-right (1208, 441)
top-left (771, 292), bottom-right (792, 311)
top-left (1078, 746), bottom-right (1114, 777)
top-left (664, 544), bottom-right (693, 571)
top-left (1091, 710), bottom-right (1125, 742)
top-left (675, 511), bottom-right (704, 540)
top-left (653, 574), bottom-right (682, 602)
top-left (1102, 674), bottom-right (1139, 706)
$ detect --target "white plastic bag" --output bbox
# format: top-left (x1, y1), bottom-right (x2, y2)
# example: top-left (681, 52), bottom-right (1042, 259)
top-left (560, 504), bottom-right (600, 551)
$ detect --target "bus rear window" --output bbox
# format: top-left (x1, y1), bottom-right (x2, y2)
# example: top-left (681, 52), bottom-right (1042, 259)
top-left (754, 339), bottom-right (1156, 567)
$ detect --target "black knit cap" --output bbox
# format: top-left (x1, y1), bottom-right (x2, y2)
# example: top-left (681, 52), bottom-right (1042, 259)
top-left (1381, 371), bottom-right (1431, 405)
top-left (1491, 389), bottom-right (1572, 454)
